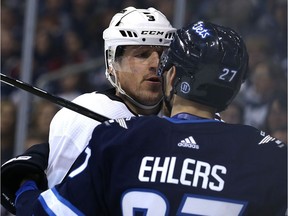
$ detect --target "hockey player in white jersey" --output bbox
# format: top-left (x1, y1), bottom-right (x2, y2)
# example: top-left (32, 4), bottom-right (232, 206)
top-left (47, 7), bottom-right (176, 187)
top-left (0, 6), bottom-right (176, 214)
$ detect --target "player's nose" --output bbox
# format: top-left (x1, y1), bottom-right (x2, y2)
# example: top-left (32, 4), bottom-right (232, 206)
top-left (148, 51), bottom-right (160, 73)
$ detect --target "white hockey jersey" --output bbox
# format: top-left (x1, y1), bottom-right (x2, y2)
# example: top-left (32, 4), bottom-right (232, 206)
top-left (47, 89), bottom-right (138, 187)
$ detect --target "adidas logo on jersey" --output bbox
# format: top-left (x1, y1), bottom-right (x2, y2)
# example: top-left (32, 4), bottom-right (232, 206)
top-left (178, 136), bottom-right (199, 149)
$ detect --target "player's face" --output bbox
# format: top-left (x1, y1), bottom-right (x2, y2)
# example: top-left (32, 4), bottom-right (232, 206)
top-left (114, 45), bottom-right (166, 106)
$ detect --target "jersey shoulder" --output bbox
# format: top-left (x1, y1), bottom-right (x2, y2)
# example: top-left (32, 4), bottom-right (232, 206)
top-left (227, 123), bottom-right (287, 150)
top-left (95, 116), bottom-right (287, 150)
top-left (51, 91), bottom-right (136, 125)
top-left (89, 116), bottom-right (163, 144)
top-left (95, 115), bottom-right (163, 131)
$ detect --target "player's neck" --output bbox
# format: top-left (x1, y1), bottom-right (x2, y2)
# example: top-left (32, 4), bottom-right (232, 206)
top-left (171, 96), bottom-right (215, 119)
top-left (118, 94), bottom-right (161, 116)
top-left (127, 100), bottom-right (160, 115)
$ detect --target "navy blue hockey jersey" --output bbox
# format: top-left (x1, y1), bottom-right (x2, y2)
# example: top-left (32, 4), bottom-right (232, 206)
top-left (16, 115), bottom-right (287, 216)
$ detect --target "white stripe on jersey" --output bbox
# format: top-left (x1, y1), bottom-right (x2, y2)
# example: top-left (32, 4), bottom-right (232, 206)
top-left (69, 148), bottom-right (91, 178)
top-left (258, 135), bottom-right (275, 145)
top-left (116, 118), bottom-right (128, 129)
top-left (39, 188), bottom-right (84, 216)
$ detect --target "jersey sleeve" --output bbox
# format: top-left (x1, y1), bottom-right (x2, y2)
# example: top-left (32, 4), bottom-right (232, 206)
top-left (16, 142), bottom-right (105, 215)
top-left (32, 118), bottom-right (132, 215)
top-left (47, 92), bottom-right (135, 188)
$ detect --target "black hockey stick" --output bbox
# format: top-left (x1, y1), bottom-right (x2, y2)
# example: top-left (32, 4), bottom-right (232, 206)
top-left (0, 73), bottom-right (109, 122)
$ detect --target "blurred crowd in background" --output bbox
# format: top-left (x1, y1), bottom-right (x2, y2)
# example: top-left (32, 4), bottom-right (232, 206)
top-left (1, 0), bottom-right (287, 166)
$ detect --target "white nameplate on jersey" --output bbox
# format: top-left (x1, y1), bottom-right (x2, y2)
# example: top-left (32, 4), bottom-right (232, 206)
top-left (138, 156), bottom-right (226, 192)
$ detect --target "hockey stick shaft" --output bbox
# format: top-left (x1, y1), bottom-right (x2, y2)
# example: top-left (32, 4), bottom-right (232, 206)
top-left (0, 73), bottom-right (109, 122)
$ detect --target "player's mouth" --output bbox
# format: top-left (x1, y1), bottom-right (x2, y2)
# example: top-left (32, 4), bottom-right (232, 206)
top-left (145, 76), bottom-right (161, 84)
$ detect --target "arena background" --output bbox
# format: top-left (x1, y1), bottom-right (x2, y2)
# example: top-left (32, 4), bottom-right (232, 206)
top-left (1, 0), bottom-right (287, 168)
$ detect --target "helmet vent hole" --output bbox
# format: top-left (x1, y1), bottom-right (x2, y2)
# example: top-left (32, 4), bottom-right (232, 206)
top-left (120, 30), bottom-right (127, 37)
top-left (142, 38), bottom-right (146, 42)
top-left (127, 31), bottom-right (133, 37)
top-left (165, 33), bottom-right (174, 39)
top-left (159, 39), bottom-right (163, 42)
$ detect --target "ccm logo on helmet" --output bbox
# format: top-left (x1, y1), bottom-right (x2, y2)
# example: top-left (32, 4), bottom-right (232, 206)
top-left (141, 31), bottom-right (165, 35)
top-left (192, 21), bottom-right (210, 39)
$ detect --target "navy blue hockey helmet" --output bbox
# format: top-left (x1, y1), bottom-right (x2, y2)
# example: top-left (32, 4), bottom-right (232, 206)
top-left (158, 21), bottom-right (249, 112)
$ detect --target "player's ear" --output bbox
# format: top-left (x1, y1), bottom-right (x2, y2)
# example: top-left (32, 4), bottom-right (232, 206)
top-left (168, 66), bottom-right (177, 86)
top-left (163, 66), bottom-right (176, 95)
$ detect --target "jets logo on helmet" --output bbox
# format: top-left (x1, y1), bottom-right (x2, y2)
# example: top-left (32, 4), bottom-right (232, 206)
top-left (192, 21), bottom-right (210, 39)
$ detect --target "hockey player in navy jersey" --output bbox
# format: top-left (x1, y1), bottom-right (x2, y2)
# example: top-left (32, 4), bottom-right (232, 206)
top-left (13, 21), bottom-right (288, 215)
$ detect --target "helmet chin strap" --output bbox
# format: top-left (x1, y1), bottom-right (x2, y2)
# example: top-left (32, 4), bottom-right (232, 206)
top-left (106, 67), bottom-right (162, 110)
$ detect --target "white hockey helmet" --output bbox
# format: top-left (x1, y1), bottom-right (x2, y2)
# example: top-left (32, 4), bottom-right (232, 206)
top-left (102, 7), bottom-right (176, 109)
top-left (103, 6), bottom-right (176, 71)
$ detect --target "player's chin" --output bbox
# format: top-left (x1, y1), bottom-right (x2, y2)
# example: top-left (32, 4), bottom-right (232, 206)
top-left (140, 90), bottom-right (162, 104)
top-left (143, 80), bottom-right (162, 90)
top-left (140, 81), bottom-right (162, 97)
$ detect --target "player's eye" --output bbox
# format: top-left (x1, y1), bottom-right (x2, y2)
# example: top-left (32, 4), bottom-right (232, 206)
top-left (134, 51), bottom-right (151, 58)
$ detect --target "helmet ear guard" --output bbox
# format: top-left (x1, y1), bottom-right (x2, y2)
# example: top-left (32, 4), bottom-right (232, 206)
top-left (158, 21), bottom-right (249, 112)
